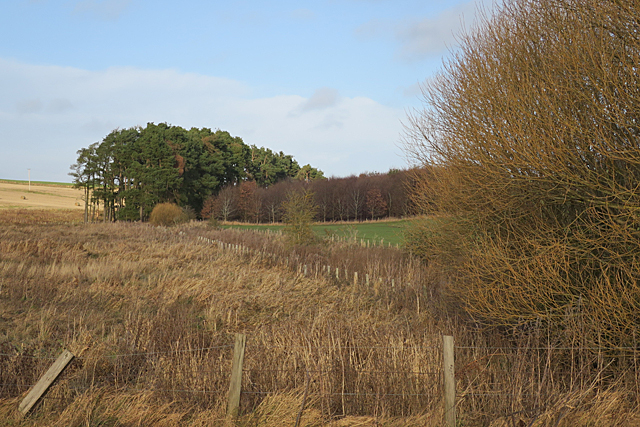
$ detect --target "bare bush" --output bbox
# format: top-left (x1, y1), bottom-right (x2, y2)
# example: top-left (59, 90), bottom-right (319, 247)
top-left (149, 203), bottom-right (188, 226)
top-left (404, 0), bottom-right (640, 346)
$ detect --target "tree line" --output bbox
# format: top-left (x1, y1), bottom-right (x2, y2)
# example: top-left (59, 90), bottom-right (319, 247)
top-left (200, 169), bottom-right (414, 223)
top-left (69, 123), bottom-right (323, 222)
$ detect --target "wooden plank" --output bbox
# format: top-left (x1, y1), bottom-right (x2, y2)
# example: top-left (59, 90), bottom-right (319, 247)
top-left (442, 335), bottom-right (456, 427)
top-left (19, 350), bottom-right (75, 415)
top-left (227, 333), bottom-right (247, 417)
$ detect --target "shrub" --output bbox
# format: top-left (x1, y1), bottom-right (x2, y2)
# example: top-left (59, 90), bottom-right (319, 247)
top-left (404, 0), bottom-right (640, 346)
top-left (149, 203), bottom-right (187, 226)
top-left (282, 189), bottom-right (318, 245)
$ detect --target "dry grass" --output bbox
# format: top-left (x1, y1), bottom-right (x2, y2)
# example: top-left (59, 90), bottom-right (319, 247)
top-left (0, 211), bottom-right (639, 425)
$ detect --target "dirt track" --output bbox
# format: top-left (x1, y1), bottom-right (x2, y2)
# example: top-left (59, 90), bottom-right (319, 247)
top-left (0, 181), bottom-right (84, 210)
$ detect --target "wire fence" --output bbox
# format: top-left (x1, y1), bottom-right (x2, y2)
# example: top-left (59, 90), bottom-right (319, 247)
top-left (3, 228), bottom-right (640, 423)
top-left (3, 333), bottom-right (640, 423)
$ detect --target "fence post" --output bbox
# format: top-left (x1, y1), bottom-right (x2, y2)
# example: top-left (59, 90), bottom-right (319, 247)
top-left (19, 350), bottom-right (75, 415)
top-left (443, 335), bottom-right (456, 427)
top-left (228, 333), bottom-right (247, 417)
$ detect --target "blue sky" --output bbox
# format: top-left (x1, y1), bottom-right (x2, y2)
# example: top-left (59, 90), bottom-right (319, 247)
top-left (0, 0), bottom-right (490, 182)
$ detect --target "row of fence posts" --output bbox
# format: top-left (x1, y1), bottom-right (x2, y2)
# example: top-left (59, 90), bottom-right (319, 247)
top-left (18, 332), bottom-right (457, 425)
top-left (191, 234), bottom-right (455, 423)
top-left (225, 333), bottom-right (457, 426)
top-left (207, 228), bottom-right (401, 249)
top-left (196, 236), bottom-right (398, 288)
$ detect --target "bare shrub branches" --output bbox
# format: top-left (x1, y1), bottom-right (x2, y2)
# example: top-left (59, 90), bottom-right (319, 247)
top-left (404, 0), bottom-right (640, 346)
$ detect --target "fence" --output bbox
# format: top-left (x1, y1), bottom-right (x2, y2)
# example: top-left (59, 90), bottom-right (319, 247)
top-left (10, 334), bottom-right (453, 424)
top-left (8, 330), bottom-right (640, 425)
top-left (5, 227), bottom-right (640, 424)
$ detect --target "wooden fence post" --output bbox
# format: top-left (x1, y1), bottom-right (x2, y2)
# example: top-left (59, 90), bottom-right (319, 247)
top-left (443, 335), bottom-right (456, 427)
top-left (19, 350), bottom-right (75, 415)
top-left (228, 333), bottom-right (247, 417)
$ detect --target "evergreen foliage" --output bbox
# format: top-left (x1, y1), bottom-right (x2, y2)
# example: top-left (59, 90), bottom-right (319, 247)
top-left (70, 123), bottom-right (322, 221)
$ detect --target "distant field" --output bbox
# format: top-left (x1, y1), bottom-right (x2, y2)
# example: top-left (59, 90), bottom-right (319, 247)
top-left (0, 180), bottom-right (83, 210)
top-left (0, 179), bottom-right (74, 187)
top-left (223, 219), bottom-right (407, 246)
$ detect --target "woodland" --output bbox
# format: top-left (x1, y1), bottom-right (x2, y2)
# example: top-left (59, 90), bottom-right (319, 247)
top-left (69, 123), bottom-right (324, 222)
top-left (70, 122), bottom-right (413, 224)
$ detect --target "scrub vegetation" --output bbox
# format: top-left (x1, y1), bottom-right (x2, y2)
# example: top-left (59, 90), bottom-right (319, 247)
top-left (1, 212), bottom-right (639, 426)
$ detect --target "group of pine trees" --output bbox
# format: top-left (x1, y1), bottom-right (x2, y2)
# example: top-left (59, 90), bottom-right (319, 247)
top-left (69, 123), bottom-right (323, 222)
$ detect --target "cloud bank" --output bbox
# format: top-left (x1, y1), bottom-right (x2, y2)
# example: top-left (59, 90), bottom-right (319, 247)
top-left (0, 58), bottom-right (405, 182)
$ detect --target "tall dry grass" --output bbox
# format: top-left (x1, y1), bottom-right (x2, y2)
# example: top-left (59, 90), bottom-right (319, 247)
top-left (0, 211), bottom-right (639, 425)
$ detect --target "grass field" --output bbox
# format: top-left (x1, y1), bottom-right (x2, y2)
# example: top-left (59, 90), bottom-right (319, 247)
top-left (223, 219), bottom-right (408, 246)
top-left (0, 211), bottom-right (637, 426)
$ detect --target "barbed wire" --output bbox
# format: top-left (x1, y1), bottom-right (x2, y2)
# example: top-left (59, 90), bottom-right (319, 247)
top-left (97, 345), bottom-right (234, 359)
top-left (0, 353), bottom-right (57, 360)
top-left (455, 346), bottom-right (640, 351)
top-left (243, 368), bottom-right (441, 376)
top-left (246, 344), bottom-right (441, 350)
top-left (0, 345), bottom-right (234, 361)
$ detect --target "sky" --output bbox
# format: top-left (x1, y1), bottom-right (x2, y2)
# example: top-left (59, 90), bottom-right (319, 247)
top-left (0, 0), bottom-right (492, 182)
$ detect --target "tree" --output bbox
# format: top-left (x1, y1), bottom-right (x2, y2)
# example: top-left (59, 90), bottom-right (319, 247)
top-left (295, 164), bottom-right (324, 182)
top-left (69, 145), bottom-right (95, 223)
top-left (71, 123), bottom-right (323, 221)
top-left (282, 189), bottom-right (318, 245)
top-left (237, 180), bottom-right (260, 223)
top-left (365, 188), bottom-right (387, 220)
top-left (404, 0), bottom-right (640, 346)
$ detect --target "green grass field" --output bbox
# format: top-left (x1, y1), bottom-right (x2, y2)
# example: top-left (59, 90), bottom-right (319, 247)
top-left (222, 219), bottom-right (408, 246)
top-left (0, 179), bottom-right (74, 187)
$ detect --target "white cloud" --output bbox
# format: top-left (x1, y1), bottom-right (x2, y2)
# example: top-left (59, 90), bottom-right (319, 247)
top-left (299, 87), bottom-right (340, 112)
top-left (48, 98), bottom-right (74, 114)
top-left (0, 58), bottom-right (405, 182)
top-left (356, 0), bottom-right (492, 61)
top-left (401, 82), bottom-right (422, 98)
top-left (396, 1), bottom-right (479, 61)
top-left (73, 0), bottom-right (132, 21)
top-left (16, 99), bottom-right (43, 114)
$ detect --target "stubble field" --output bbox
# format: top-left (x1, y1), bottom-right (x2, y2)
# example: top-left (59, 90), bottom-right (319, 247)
top-left (0, 181), bottom-right (83, 210)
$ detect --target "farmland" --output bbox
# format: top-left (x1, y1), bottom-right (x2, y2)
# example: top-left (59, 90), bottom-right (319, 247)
top-left (0, 181), bottom-right (83, 210)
